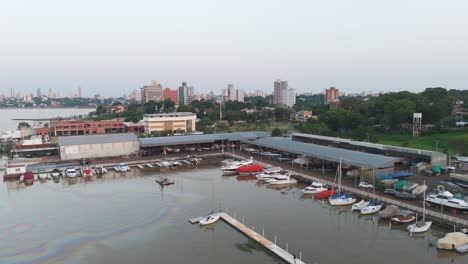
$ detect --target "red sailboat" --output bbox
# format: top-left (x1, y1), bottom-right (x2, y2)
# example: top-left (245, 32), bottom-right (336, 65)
top-left (314, 189), bottom-right (336, 199)
top-left (236, 164), bottom-right (263, 175)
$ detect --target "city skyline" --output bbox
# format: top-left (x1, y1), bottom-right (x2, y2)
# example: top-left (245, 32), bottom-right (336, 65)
top-left (2, 0), bottom-right (468, 95)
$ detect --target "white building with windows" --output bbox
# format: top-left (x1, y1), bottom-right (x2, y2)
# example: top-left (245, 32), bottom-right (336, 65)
top-left (143, 112), bottom-right (196, 134)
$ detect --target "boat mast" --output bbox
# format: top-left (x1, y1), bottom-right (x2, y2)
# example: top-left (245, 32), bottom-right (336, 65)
top-left (338, 158), bottom-right (342, 194)
top-left (422, 179), bottom-right (426, 221)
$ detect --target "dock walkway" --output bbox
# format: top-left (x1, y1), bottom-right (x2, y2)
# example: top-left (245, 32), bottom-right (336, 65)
top-left (190, 212), bottom-right (306, 264)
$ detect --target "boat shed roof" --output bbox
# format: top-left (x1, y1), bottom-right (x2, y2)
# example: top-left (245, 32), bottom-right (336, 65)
top-left (243, 137), bottom-right (400, 169)
top-left (139, 131), bottom-right (269, 147)
top-left (58, 133), bottom-right (138, 146)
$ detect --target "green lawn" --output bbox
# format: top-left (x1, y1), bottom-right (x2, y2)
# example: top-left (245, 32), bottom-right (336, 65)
top-left (375, 131), bottom-right (468, 155)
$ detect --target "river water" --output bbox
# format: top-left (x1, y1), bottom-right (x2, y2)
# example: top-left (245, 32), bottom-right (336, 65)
top-left (0, 108), bottom-right (94, 131)
top-left (0, 162), bottom-right (466, 264)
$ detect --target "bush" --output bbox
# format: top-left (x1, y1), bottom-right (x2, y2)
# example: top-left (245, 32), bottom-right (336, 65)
top-left (271, 128), bottom-right (282, 137)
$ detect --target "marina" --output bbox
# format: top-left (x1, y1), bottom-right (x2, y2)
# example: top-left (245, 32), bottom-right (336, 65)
top-left (1, 161), bottom-right (467, 264)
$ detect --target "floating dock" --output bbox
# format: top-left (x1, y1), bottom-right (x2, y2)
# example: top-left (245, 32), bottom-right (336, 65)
top-left (146, 164), bottom-right (154, 168)
top-left (137, 165), bottom-right (144, 169)
top-left (189, 212), bottom-right (305, 264)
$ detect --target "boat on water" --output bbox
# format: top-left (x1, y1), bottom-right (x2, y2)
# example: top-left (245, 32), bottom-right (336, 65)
top-left (378, 205), bottom-right (400, 219)
top-left (425, 186), bottom-right (468, 210)
top-left (65, 168), bottom-right (77, 178)
top-left (266, 174), bottom-right (297, 185)
top-left (155, 177), bottom-right (174, 186)
top-left (358, 182), bottom-right (374, 189)
top-left (222, 158), bottom-right (253, 171)
top-left (263, 167), bottom-right (283, 174)
top-left (315, 189), bottom-right (336, 199)
top-left (352, 200), bottom-right (371, 211)
top-left (408, 180), bottom-right (432, 233)
top-left (256, 172), bottom-right (281, 181)
top-left (114, 163), bottom-right (130, 172)
top-left (360, 204), bottom-right (382, 215)
top-left (391, 210), bottom-right (416, 224)
top-left (81, 167), bottom-right (92, 177)
top-left (199, 213), bottom-right (220, 226)
top-left (236, 164), bottom-right (264, 175)
top-left (436, 232), bottom-right (468, 250)
top-left (329, 159), bottom-right (357, 206)
top-left (38, 173), bottom-right (48, 180)
top-left (51, 169), bottom-right (61, 177)
top-left (302, 181), bottom-right (327, 195)
top-left (23, 171), bottom-right (34, 185)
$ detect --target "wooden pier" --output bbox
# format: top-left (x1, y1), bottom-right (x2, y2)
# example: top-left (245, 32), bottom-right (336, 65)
top-left (189, 212), bottom-right (306, 264)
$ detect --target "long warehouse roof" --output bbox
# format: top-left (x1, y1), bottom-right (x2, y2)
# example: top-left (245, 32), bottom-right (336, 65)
top-left (58, 133), bottom-right (138, 146)
top-left (139, 131), bottom-right (269, 147)
top-left (243, 137), bottom-right (400, 169)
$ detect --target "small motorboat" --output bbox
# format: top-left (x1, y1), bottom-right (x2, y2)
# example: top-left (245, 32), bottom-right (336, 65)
top-left (352, 200), bottom-right (371, 211)
top-left (82, 167), bottom-right (93, 177)
top-left (402, 182), bottom-right (419, 192)
top-left (221, 158), bottom-right (252, 171)
top-left (199, 214), bottom-right (220, 226)
top-left (51, 169), bottom-right (61, 178)
top-left (155, 177), bottom-right (174, 186)
top-left (65, 168), bottom-right (77, 178)
top-left (408, 220), bottom-right (432, 233)
top-left (263, 167), bottom-right (282, 174)
top-left (391, 210), bottom-right (416, 224)
top-left (315, 189), bottom-right (337, 199)
top-left (160, 161), bottom-right (171, 167)
top-left (378, 205), bottom-right (400, 219)
top-left (38, 173), bottom-right (49, 180)
top-left (456, 244), bottom-right (468, 253)
top-left (236, 164), bottom-right (264, 175)
top-left (358, 182), bottom-right (374, 189)
top-left (302, 181), bottom-right (327, 195)
top-left (256, 172), bottom-right (279, 181)
top-left (360, 204), bottom-right (383, 215)
top-left (115, 163), bottom-right (129, 172)
top-left (23, 171), bottom-right (34, 186)
top-left (266, 174), bottom-right (297, 185)
top-left (425, 187), bottom-right (468, 210)
top-left (329, 193), bottom-right (357, 206)
top-left (184, 147), bottom-right (196, 152)
top-left (436, 232), bottom-right (468, 250)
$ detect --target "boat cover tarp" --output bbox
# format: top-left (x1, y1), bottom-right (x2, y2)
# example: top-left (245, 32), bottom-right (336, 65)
top-left (378, 205), bottom-right (400, 219)
top-left (432, 165), bottom-right (441, 174)
top-left (437, 232), bottom-right (468, 250)
top-left (412, 185), bottom-right (427, 195)
top-left (391, 172), bottom-right (413, 178)
top-left (393, 180), bottom-right (407, 189)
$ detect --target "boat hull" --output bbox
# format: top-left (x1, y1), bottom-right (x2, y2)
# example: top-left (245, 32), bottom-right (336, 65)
top-left (315, 190), bottom-right (336, 199)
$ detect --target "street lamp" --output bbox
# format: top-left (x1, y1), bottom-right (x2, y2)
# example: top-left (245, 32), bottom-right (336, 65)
top-left (433, 139), bottom-right (440, 152)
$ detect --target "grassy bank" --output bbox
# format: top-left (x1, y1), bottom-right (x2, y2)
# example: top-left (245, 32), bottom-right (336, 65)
top-left (375, 131), bottom-right (468, 154)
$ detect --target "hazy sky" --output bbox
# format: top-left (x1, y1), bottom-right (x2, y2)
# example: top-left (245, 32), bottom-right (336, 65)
top-left (1, 0), bottom-right (468, 96)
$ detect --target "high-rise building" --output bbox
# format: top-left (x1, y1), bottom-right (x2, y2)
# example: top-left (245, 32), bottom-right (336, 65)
top-left (36, 88), bottom-right (41, 98)
top-left (273, 80), bottom-right (295, 107)
top-left (222, 84), bottom-right (244, 102)
top-left (273, 80), bottom-right (288, 105)
top-left (162, 88), bottom-right (179, 103)
top-left (178, 82), bottom-right (194, 105)
top-left (255, 90), bottom-right (264, 97)
top-left (141, 81), bottom-right (163, 103)
top-left (77, 86), bottom-right (82, 98)
top-left (8, 88), bottom-right (15, 98)
top-left (325, 87), bottom-right (340, 104)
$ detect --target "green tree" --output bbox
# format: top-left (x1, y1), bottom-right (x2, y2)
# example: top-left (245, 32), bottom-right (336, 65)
top-left (18, 122), bottom-right (31, 129)
top-left (271, 128), bottom-right (282, 137)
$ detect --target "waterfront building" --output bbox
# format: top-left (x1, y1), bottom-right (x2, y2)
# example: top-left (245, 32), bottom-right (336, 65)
top-left (141, 81), bottom-right (163, 103)
top-left (51, 120), bottom-right (125, 136)
top-left (77, 86), bottom-right (82, 98)
top-left (58, 133), bottom-right (139, 161)
top-left (162, 88), bottom-right (179, 103)
top-left (143, 112), bottom-right (196, 134)
top-left (8, 88), bottom-right (15, 98)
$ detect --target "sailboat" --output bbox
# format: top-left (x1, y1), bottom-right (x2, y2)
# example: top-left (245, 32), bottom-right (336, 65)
top-left (329, 158), bottom-right (357, 206)
top-left (407, 180), bottom-right (432, 233)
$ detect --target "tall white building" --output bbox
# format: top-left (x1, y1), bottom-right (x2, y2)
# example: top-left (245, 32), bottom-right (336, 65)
top-left (273, 80), bottom-right (295, 107)
top-left (222, 84), bottom-right (244, 102)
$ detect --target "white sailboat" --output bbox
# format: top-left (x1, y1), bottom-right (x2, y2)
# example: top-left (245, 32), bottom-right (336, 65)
top-left (408, 180), bottom-right (432, 233)
top-left (329, 159), bottom-right (357, 206)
